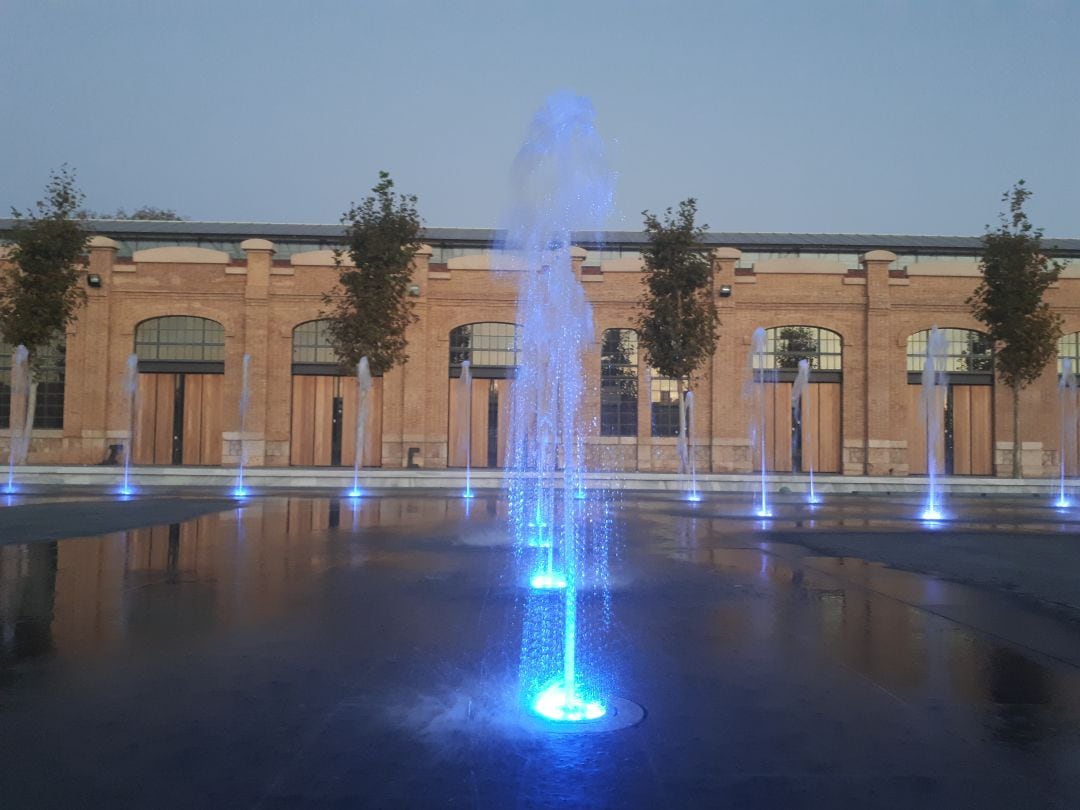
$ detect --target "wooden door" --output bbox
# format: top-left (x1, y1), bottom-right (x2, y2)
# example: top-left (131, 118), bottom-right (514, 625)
top-left (134, 373), bottom-right (221, 465)
top-left (951, 385), bottom-right (993, 475)
top-left (181, 374), bottom-right (222, 465)
top-left (764, 382), bottom-right (793, 473)
top-left (291, 375), bottom-right (382, 467)
top-left (802, 382), bottom-right (842, 474)
top-left (134, 374), bottom-right (176, 464)
top-left (447, 377), bottom-right (512, 469)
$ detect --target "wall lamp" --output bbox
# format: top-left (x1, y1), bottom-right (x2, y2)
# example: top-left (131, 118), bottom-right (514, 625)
top-left (718, 285), bottom-right (732, 298)
top-left (87, 273), bottom-right (102, 288)
top-left (408, 284), bottom-right (421, 296)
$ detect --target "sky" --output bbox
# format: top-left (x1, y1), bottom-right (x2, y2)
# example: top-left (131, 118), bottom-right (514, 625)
top-left (1, 0), bottom-right (1078, 236)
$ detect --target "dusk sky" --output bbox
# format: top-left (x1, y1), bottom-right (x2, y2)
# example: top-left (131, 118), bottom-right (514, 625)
top-left (2, 0), bottom-right (1078, 236)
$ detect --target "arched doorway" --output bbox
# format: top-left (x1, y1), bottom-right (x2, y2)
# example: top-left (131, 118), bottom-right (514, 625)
top-left (289, 319), bottom-right (382, 467)
top-left (133, 316), bottom-right (223, 465)
top-left (906, 328), bottom-right (993, 475)
top-left (755, 326), bottom-right (843, 473)
top-left (448, 323), bottom-right (520, 468)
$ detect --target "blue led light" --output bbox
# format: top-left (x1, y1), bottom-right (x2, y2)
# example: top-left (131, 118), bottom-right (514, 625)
top-left (530, 573), bottom-right (567, 590)
top-left (532, 682), bottom-right (606, 723)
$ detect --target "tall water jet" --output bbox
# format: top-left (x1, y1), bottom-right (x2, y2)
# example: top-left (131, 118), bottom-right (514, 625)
top-left (791, 358), bottom-right (818, 504)
top-left (233, 353), bottom-right (251, 498)
top-left (349, 357), bottom-right (373, 498)
top-left (457, 359), bottom-right (475, 498)
top-left (502, 93), bottom-right (616, 724)
top-left (120, 354), bottom-right (138, 496)
top-left (684, 391), bottom-right (701, 501)
top-left (747, 328), bottom-right (771, 517)
top-left (920, 327), bottom-right (948, 520)
top-left (5, 345), bottom-right (29, 493)
top-left (1056, 359), bottom-right (1077, 508)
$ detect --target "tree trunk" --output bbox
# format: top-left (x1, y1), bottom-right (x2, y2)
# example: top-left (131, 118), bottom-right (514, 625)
top-left (1011, 382), bottom-right (1021, 479)
top-left (676, 377), bottom-right (688, 474)
top-left (16, 378), bottom-right (37, 466)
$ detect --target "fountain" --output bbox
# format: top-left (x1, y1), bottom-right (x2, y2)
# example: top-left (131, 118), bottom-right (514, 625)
top-left (5, 345), bottom-right (29, 494)
top-left (502, 92), bottom-right (632, 727)
top-left (458, 359), bottom-right (475, 498)
top-left (120, 354), bottom-right (138, 496)
top-left (747, 328), bottom-right (771, 517)
top-left (684, 391), bottom-right (701, 501)
top-left (1056, 358), bottom-right (1077, 508)
top-left (233, 353), bottom-right (251, 498)
top-left (920, 327), bottom-right (948, 520)
top-left (349, 357), bottom-right (373, 498)
top-left (791, 358), bottom-right (818, 504)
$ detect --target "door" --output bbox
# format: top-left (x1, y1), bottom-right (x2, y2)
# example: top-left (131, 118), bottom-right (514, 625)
top-left (290, 375), bottom-right (382, 466)
top-left (766, 381), bottom-right (842, 474)
top-left (134, 373), bottom-right (222, 465)
top-left (447, 378), bottom-right (513, 468)
top-left (907, 384), bottom-right (989, 475)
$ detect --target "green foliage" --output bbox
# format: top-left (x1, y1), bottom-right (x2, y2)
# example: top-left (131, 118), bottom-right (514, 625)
top-left (636, 199), bottom-right (718, 382)
top-left (967, 180), bottom-right (1063, 390)
top-left (323, 171), bottom-right (422, 376)
top-left (776, 327), bottom-right (817, 369)
top-left (80, 206), bottom-right (186, 221)
top-left (1, 166), bottom-right (89, 368)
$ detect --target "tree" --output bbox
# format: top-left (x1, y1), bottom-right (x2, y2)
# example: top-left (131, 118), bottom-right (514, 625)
top-left (777, 326), bottom-right (818, 369)
top-left (968, 180), bottom-right (1063, 478)
top-left (1, 166), bottom-right (89, 462)
top-left (79, 206), bottom-right (186, 221)
top-left (637, 198), bottom-right (719, 472)
top-left (323, 171), bottom-right (422, 376)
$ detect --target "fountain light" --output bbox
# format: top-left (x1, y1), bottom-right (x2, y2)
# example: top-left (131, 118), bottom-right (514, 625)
top-left (232, 486), bottom-right (248, 499)
top-left (1054, 495), bottom-right (1071, 510)
top-left (686, 492), bottom-right (702, 503)
top-left (921, 508), bottom-right (943, 521)
top-left (806, 493), bottom-right (822, 505)
top-left (117, 485), bottom-right (135, 498)
top-left (530, 572), bottom-right (567, 590)
top-left (347, 488), bottom-right (363, 498)
top-left (532, 681), bottom-right (606, 723)
top-left (756, 507), bottom-right (773, 518)
top-left (462, 488), bottom-right (475, 499)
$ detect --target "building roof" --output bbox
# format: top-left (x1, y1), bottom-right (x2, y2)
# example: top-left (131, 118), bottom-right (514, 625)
top-left (2, 218), bottom-right (1080, 256)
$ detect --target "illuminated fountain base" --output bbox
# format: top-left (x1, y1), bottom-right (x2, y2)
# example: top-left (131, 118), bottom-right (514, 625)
top-left (526, 683), bottom-right (645, 734)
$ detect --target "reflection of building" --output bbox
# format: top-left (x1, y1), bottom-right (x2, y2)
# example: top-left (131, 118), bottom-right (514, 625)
top-left (2, 222), bottom-right (1079, 476)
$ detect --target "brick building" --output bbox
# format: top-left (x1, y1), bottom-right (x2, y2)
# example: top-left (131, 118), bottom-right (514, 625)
top-left (2, 220), bottom-right (1079, 478)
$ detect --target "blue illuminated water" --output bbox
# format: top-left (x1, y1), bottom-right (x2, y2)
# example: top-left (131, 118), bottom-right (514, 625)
top-left (791, 359), bottom-right (820, 504)
top-left (921, 327), bottom-right (948, 521)
top-left (502, 93), bottom-right (614, 723)
top-left (458, 360), bottom-right (475, 498)
top-left (748, 328), bottom-right (772, 517)
top-left (684, 391), bottom-right (700, 501)
top-left (1057, 359), bottom-right (1076, 509)
top-left (233, 353), bottom-right (251, 498)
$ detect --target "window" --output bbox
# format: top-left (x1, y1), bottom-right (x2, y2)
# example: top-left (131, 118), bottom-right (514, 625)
top-left (601, 329), bottom-right (638, 437)
top-left (449, 323), bottom-right (521, 376)
top-left (650, 374), bottom-right (681, 438)
top-left (0, 341), bottom-right (65, 430)
top-left (906, 329), bottom-right (993, 374)
top-left (135, 316), bottom-right (225, 363)
top-left (1058, 332), bottom-right (1080, 375)
top-left (755, 326), bottom-right (842, 371)
top-left (293, 320), bottom-right (341, 365)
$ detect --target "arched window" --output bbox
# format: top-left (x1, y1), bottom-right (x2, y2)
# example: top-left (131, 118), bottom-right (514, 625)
top-left (906, 328), bottom-right (993, 378)
top-left (1058, 332), bottom-right (1080, 375)
top-left (601, 329), bottom-right (638, 437)
top-left (0, 340), bottom-right (66, 429)
top-left (135, 316), bottom-right (225, 372)
top-left (292, 319), bottom-right (346, 374)
top-left (755, 326), bottom-right (842, 377)
top-left (449, 322), bottom-right (521, 377)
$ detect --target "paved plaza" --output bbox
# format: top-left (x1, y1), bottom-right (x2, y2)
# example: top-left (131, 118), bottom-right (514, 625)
top-left (1, 492), bottom-right (1079, 808)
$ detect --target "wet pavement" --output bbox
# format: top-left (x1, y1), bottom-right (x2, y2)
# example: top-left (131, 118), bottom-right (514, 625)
top-left (1, 493), bottom-right (1080, 808)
